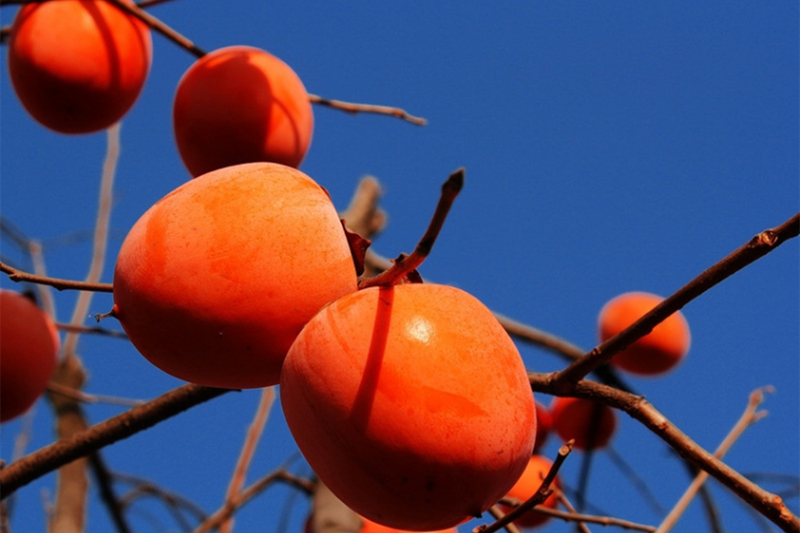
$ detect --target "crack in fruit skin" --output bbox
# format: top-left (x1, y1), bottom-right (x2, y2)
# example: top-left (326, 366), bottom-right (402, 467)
top-left (173, 45), bottom-right (314, 177)
top-left (0, 290), bottom-right (60, 423)
top-left (112, 162), bottom-right (357, 389)
top-left (8, 0), bottom-right (152, 134)
top-left (281, 284), bottom-right (537, 531)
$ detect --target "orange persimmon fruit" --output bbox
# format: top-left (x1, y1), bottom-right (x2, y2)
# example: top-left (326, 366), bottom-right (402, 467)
top-left (550, 396), bottom-right (616, 451)
top-left (8, 0), bottom-right (152, 134)
top-left (281, 283), bottom-right (537, 531)
top-left (173, 45), bottom-right (314, 177)
top-left (112, 162), bottom-right (357, 388)
top-left (598, 291), bottom-right (691, 376)
top-left (0, 290), bottom-right (60, 422)
top-left (499, 454), bottom-right (560, 529)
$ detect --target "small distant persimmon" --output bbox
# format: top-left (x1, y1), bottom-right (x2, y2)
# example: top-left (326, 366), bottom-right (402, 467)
top-left (0, 290), bottom-right (60, 422)
top-left (499, 454), bottom-right (560, 529)
top-left (173, 45), bottom-right (314, 177)
top-left (550, 397), bottom-right (616, 451)
top-left (281, 284), bottom-right (536, 531)
top-left (112, 162), bottom-right (357, 388)
top-left (598, 291), bottom-right (691, 376)
top-left (8, 0), bottom-right (152, 134)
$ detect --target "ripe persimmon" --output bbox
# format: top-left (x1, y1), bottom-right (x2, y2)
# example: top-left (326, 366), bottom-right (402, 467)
top-left (0, 290), bottom-right (60, 422)
top-left (598, 291), bottom-right (691, 376)
top-left (8, 0), bottom-right (152, 134)
top-left (112, 162), bottom-right (357, 388)
top-left (499, 454), bottom-right (560, 529)
top-left (549, 396), bottom-right (616, 451)
top-left (533, 401), bottom-right (552, 452)
top-left (361, 516), bottom-right (459, 533)
top-left (173, 45), bottom-right (314, 177)
top-left (281, 283), bottom-right (536, 531)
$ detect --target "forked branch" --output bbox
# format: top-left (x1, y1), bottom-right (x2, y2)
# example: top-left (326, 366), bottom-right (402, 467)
top-left (554, 212), bottom-right (800, 393)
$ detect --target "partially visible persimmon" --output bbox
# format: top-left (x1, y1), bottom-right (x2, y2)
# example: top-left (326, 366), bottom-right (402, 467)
top-left (598, 291), bottom-right (691, 376)
top-left (8, 0), bottom-right (152, 134)
top-left (361, 516), bottom-right (459, 533)
top-left (533, 401), bottom-right (552, 452)
top-left (112, 162), bottom-right (357, 388)
top-left (499, 454), bottom-right (560, 529)
top-left (550, 397), bottom-right (616, 451)
top-left (173, 45), bottom-right (314, 177)
top-left (281, 283), bottom-right (536, 531)
top-left (0, 290), bottom-right (59, 422)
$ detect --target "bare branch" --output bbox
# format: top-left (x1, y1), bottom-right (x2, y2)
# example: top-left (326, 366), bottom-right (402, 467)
top-left (528, 374), bottom-right (800, 533)
top-left (656, 387), bottom-right (772, 533)
top-left (1, 384), bottom-right (232, 499)
top-left (0, 260), bottom-right (113, 292)
top-left (308, 94), bottom-right (427, 125)
top-left (554, 212), bottom-right (800, 392)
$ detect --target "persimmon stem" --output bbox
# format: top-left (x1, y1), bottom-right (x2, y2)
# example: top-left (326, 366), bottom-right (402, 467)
top-left (553, 212), bottom-right (800, 393)
top-left (359, 168), bottom-right (465, 289)
top-left (474, 441), bottom-right (573, 533)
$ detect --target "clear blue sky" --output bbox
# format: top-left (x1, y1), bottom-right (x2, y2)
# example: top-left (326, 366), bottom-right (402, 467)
top-left (1, 2), bottom-right (798, 532)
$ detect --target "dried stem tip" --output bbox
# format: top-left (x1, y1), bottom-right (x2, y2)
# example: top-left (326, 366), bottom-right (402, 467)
top-left (359, 168), bottom-right (465, 289)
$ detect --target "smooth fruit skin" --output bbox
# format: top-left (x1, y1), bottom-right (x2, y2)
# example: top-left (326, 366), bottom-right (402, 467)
top-left (500, 455), bottom-right (560, 529)
top-left (8, 0), bottom-right (152, 134)
top-left (550, 397), bottom-right (616, 451)
top-left (361, 516), bottom-right (459, 533)
top-left (173, 45), bottom-right (314, 177)
top-left (113, 162), bottom-right (357, 389)
top-left (0, 290), bottom-right (60, 422)
top-left (281, 284), bottom-right (537, 531)
top-left (598, 292), bottom-right (691, 376)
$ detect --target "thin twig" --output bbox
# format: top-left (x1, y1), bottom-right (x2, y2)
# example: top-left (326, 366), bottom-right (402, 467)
top-left (487, 505), bottom-right (523, 533)
top-left (0, 384), bottom-right (232, 499)
top-left (220, 387), bottom-right (276, 533)
top-left (554, 212), bottom-right (800, 393)
top-left (47, 382), bottom-right (145, 408)
top-left (360, 168), bottom-right (464, 288)
top-left (475, 442), bottom-right (573, 533)
top-left (0, 260), bottom-right (113, 292)
top-left (55, 322), bottom-right (128, 340)
top-left (655, 387), bottom-right (772, 533)
top-left (527, 374), bottom-right (800, 533)
top-left (191, 470), bottom-right (315, 533)
top-left (308, 93), bottom-right (427, 125)
top-left (89, 453), bottom-right (133, 533)
top-left (555, 491), bottom-right (593, 533)
top-left (103, 0), bottom-right (206, 57)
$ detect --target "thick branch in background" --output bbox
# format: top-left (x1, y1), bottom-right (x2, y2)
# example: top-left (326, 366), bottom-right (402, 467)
top-left (528, 374), bottom-right (800, 533)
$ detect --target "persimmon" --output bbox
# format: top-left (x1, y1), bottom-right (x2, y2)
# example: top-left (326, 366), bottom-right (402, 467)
top-left (280, 283), bottom-right (537, 531)
top-left (173, 45), bottom-right (314, 177)
top-left (0, 290), bottom-right (60, 423)
top-left (8, 0), bottom-right (152, 134)
top-left (499, 454), bottom-right (560, 529)
top-left (598, 291), bottom-right (691, 376)
top-left (112, 162), bottom-right (357, 389)
top-left (360, 516), bottom-right (459, 533)
top-left (533, 401), bottom-right (552, 452)
top-left (549, 397), bottom-right (616, 451)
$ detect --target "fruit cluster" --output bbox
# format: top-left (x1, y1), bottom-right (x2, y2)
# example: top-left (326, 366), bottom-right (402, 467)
top-left (2, 3), bottom-right (695, 530)
top-left (7, 1), bottom-right (312, 177)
